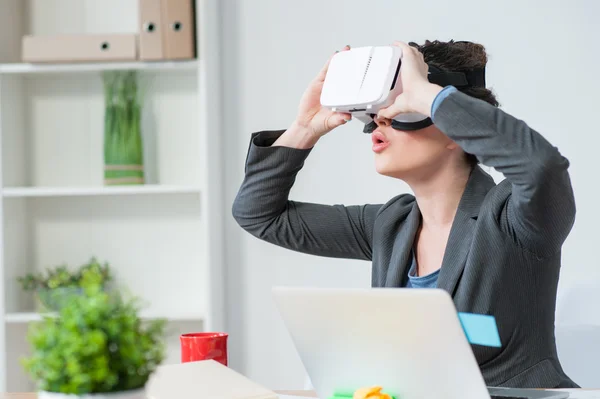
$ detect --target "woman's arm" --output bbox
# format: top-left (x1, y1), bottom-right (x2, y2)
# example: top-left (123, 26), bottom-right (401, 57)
top-left (378, 41), bottom-right (575, 256)
top-left (232, 128), bottom-right (381, 260)
top-left (430, 88), bottom-right (575, 255)
top-left (232, 44), bottom-right (385, 260)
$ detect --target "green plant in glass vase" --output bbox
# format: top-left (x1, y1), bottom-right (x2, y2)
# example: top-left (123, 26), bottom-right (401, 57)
top-left (103, 70), bottom-right (145, 185)
top-left (22, 269), bottom-right (167, 399)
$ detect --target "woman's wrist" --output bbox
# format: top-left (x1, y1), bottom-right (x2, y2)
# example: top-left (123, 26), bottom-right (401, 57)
top-left (272, 121), bottom-right (320, 149)
top-left (411, 82), bottom-right (444, 117)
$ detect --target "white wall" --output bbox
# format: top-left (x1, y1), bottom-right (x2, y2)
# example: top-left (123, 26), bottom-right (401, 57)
top-left (220, 0), bottom-right (600, 390)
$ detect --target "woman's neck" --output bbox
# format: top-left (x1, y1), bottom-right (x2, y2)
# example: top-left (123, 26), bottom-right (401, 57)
top-left (409, 164), bottom-right (472, 229)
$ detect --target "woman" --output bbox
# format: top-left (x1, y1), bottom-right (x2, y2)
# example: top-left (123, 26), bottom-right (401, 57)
top-left (232, 40), bottom-right (578, 389)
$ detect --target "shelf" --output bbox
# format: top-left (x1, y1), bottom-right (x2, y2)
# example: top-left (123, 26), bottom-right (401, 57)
top-left (4, 313), bottom-right (50, 323)
top-left (0, 59), bottom-right (199, 75)
top-left (2, 185), bottom-right (201, 198)
top-left (5, 311), bottom-right (204, 323)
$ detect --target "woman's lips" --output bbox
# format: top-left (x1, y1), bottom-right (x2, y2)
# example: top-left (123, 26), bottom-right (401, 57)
top-left (371, 131), bottom-right (390, 153)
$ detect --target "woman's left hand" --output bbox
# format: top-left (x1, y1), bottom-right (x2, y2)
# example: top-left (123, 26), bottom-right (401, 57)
top-left (377, 41), bottom-right (443, 120)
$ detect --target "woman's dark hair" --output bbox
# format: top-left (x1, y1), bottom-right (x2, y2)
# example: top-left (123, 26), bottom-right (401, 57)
top-left (409, 40), bottom-right (500, 167)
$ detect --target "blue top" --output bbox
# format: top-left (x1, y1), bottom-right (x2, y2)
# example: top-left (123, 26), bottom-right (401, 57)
top-left (404, 85), bottom-right (458, 289)
top-left (405, 250), bottom-right (440, 288)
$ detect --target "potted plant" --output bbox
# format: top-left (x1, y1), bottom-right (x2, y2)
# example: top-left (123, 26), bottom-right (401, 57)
top-left (17, 257), bottom-right (113, 311)
top-left (21, 266), bottom-right (167, 398)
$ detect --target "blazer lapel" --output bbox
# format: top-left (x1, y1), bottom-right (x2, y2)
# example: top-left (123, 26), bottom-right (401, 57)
top-left (384, 201), bottom-right (421, 287)
top-left (436, 166), bottom-right (495, 295)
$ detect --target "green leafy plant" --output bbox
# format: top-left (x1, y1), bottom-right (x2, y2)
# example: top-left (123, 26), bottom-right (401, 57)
top-left (22, 270), bottom-right (167, 395)
top-left (17, 258), bottom-right (113, 311)
top-left (18, 258), bottom-right (112, 292)
top-left (103, 70), bottom-right (144, 185)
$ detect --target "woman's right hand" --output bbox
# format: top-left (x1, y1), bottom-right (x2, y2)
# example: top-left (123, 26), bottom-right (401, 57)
top-left (274, 45), bottom-right (352, 149)
top-left (295, 45), bottom-right (353, 137)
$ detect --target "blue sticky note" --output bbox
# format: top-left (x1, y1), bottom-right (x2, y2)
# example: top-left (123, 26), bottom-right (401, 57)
top-left (458, 312), bottom-right (502, 347)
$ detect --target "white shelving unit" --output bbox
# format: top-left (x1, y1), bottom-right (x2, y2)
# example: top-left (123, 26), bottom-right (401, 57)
top-left (4, 310), bottom-right (206, 324)
top-left (0, 60), bottom-right (200, 74)
top-left (2, 185), bottom-right (202, 198)
top-left (0, 0), bottom-right (225, 392)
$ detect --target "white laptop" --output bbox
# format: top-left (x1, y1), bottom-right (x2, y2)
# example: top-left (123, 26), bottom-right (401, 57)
top-left (272, 287), bottom-right (569, 399)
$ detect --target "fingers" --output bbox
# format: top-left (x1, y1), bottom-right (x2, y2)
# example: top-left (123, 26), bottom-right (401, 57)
top-left (392, 41), bottom-right (422, 59)
top-left (315, 45), bottom-right (351, 83)
top-left (392, 40), bottom-right (411, 51)
top-left (377, 97), bottom-right (405, 120)
top-left (326, 111), bottom-right (352, 130)
top-left (335, 111), bottom-right (353, 125)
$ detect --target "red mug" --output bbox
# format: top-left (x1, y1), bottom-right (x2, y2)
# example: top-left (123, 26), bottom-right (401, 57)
top-left (180, 332), bottom-right (229, 366)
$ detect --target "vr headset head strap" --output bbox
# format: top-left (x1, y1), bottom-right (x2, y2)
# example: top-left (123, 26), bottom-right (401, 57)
top-left (427, 65), bottom-right (486, 88)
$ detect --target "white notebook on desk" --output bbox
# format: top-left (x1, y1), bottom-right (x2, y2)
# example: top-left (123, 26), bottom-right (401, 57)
top-left (145, 360), bottom-right (278, 399)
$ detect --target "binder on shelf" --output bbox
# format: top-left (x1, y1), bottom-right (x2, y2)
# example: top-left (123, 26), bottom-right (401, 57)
top-left (138, 0), bottom-right (164, 60)
top-left (22, 34), bottom-right (137, 63)
top-left (138, 0), bottom-right (196, 61)
top-left (161, 0), bottom-right (196, 60)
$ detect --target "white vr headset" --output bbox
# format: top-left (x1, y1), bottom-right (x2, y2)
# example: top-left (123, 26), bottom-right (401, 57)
top-left (320, 45), bottom-right (486, 133)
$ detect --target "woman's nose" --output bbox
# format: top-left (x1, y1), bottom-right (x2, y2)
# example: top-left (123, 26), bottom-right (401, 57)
top-left (374, 115), bottom-right (392, 127)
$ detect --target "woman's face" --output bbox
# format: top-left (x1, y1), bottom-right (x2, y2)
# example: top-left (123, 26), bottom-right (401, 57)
top-left (370, 116), bottom-right (460, 180)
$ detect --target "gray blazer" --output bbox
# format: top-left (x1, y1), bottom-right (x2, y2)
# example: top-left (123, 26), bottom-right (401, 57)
top-left (232, 90), bottom-right (578, 389)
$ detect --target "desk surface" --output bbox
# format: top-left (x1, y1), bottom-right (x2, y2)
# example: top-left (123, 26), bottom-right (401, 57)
top-left (0, 391), bottom-right (318, 398)
top-left (4, 390), bottom-right (595, 398)
top-left (275, 391), bottom-right (317, 397)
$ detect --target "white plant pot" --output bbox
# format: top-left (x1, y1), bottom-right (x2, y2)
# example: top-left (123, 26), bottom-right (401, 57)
top-left (37, 388), bottom-right (146, 399)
